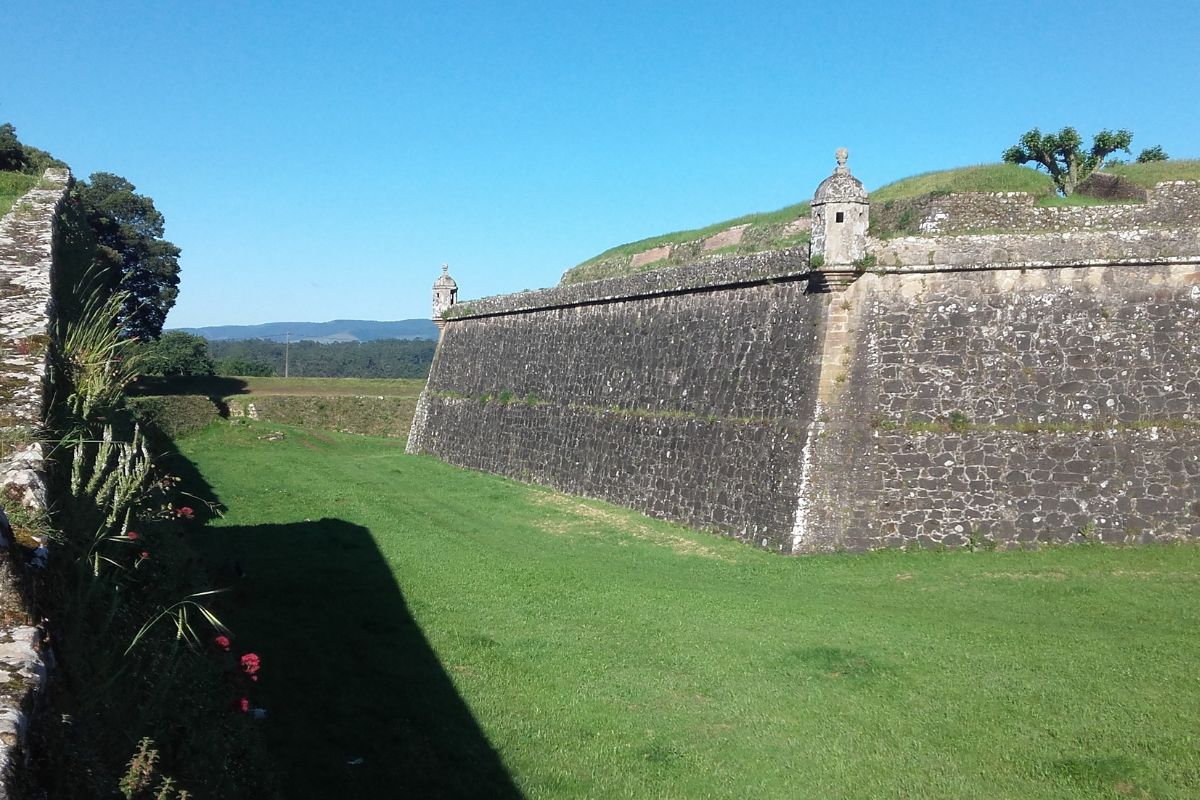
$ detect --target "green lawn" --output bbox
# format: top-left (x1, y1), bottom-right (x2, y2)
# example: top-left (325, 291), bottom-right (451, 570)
top-left (177, 420), bottom-right (1200, 799)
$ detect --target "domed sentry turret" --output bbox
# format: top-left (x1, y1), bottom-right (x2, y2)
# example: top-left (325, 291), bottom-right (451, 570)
top-left (432, 263), bottom-right (458, 337)
top-left (811, 148), bottom-right (869, 267)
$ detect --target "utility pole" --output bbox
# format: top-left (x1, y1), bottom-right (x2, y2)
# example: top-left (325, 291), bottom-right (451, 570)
top-left (284, 331), bottom-right (290, 378)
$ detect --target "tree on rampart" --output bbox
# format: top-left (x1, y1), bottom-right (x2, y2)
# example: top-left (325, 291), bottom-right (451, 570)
top-left (1002, 126), bottom-right (1132, 195)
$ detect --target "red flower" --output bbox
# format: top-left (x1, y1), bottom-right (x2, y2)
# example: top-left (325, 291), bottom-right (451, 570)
top-left (240, 653), bottom-right (261, 676)
top-left (238, 697), bottom-right (250, 713)
top-left (214, 635), bottom-right (231, 651)
top-left (140, 551), bottom-right (150, 559)
top-left (126, 531), bottom-right (139, 540)
top-left (175, 506), bottom-right (195, 519)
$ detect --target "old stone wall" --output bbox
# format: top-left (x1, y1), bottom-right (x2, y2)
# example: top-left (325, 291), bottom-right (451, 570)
top-left (410, 253), bottom-right (826, 548)
top-left (910, 182), bottom-right (1200, 235)
top-left (799, 264), bottom-right (1200, 552)
top-left (414, 176), bottom-right (1200, 556)
top-left (0, 169), bottom-right (70, 792)
top-left (871, 226), bottom-right (1200, 269)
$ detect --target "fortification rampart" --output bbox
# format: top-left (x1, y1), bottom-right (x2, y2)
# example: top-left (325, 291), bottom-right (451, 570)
top-left (895, 181), bottom-right (1200, 236)
top-left (412, 249), bottom-right (824, 547)
top-left (410, 158), bottom-right (1200, 554)
top-left (0, 168), bottom-right (70, 788)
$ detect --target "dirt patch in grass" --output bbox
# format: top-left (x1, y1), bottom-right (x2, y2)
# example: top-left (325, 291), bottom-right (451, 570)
top-left (530, 493), bottom-right (730, 560)
top-left (981, 571), bottom-right (1069, 581)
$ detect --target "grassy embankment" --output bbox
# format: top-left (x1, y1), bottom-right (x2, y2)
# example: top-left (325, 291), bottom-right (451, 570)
top-left (128, 375), bottom-right (427, 438)
top-left (563, 201), bottom-right (812, 285)
top-left (176, 418), bottom-right (1200, 800)
top-left (1105, 158), bottom-right (1200, 186)
top-left (561, 160), bottom-right (1200, 284)
top-left (0, 171), bottom-right (38, 212)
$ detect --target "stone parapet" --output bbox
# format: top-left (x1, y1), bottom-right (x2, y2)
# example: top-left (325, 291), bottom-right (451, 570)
top-left (911, 181), bottom-right (1200, 235)
top-left (446, 247), bottom-right (809, 319)
top-left (0, 168), bottom-right (70, 791)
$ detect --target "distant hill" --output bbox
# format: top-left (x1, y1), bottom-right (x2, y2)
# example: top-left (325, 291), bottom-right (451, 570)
top-left (174, 318), bottom-right (438, 343)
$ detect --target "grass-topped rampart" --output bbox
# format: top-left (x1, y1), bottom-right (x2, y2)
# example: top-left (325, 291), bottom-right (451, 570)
top-left (561, 160), bottom-right (1199, 284)
top-left (1103, 158), bottom-right (1200, 186)
top-left (561, 201), bottom-right (811, 285)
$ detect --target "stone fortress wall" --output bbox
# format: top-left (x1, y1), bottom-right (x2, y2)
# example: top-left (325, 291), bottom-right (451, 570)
top-left (0, 169), bottom-right (71, 789)
top-left (409, 156), bottom-right (1200, 554)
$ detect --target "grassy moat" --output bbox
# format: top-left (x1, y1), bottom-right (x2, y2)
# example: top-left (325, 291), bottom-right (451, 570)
top-left (176, 418), bottom-right (1200, 799)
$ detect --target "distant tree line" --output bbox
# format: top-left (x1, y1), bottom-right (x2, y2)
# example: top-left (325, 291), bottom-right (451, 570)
top-left (135, 332), bottom-right (436, 379)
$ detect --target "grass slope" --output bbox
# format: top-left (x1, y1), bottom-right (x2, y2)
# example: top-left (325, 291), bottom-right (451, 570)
top-left (870, 163), bottom-right (1055, 201)
top-left (179, 420), bottom-right (1200, 800)
top-left (0, 171), bottom-right (37, 213)
top-left (1104, 159), bottom-right (1200, 187)
top-left (563, 159), bottom-right (1200, 283)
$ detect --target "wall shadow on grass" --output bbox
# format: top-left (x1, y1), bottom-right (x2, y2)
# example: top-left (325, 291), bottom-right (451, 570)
top-left (190, 515), bottom-right (522, 799)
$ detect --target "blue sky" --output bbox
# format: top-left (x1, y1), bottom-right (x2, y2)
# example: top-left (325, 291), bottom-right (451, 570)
top-left (5, 1), bottom-right (1198, 328)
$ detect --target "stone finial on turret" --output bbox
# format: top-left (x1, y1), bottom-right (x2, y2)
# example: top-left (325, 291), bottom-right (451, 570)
top-left (432, 263), bottom-right (458, 337)
top-left (811, 148), bottom-right (869, 268)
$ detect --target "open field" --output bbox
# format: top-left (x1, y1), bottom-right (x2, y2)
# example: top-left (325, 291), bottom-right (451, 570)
top-left (177, 419), bottom-right (1200, 800)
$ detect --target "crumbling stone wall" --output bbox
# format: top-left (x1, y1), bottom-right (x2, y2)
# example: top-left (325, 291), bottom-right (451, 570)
top-left (0, 169), bottom-right (70, 791)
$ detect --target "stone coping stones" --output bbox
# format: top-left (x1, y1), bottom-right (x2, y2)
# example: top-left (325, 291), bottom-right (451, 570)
top-left (446, 247), bottom-right (811, 319)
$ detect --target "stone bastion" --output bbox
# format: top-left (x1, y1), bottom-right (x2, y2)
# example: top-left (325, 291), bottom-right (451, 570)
top-left (409, 155), bottom-right (1200, 554)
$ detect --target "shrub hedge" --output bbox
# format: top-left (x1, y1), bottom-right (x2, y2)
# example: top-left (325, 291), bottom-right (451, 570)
top-left (126, 394), bottom-right (223, 439)
top-left (225, 395), bottom-right (416, 437)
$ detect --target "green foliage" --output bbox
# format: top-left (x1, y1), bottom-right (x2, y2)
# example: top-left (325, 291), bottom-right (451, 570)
top-left (136, 331), bottom-right (215, 377)
top-left (1002, 126), bottom-right (1133, 195)
top-left (1136, 145), bottom-right (1169, 163)
top-left (851, 253), bottom-right (877, 273)
top-left (126, 395), bottom-right (222, 439)
top-left (180, 420), bottom-right (1200, 800)
top-left (206, 337), bottom-right (435, 379)
top-left (0, 122), bottom-right (66, 174)
top-left (49, 285), bottom-right (143, 427)
top-left (214, 355), bottom-right (275, 377)
top-left (74, 173), bottom-right (182, 340)
top-left (0, 123), bottom-right (24, 171)
top-left (29, 278), bottom-right (274, 796)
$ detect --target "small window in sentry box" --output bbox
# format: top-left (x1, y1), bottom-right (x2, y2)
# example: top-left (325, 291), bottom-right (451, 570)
top-left (835, 211), bottom-right (844, 223)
